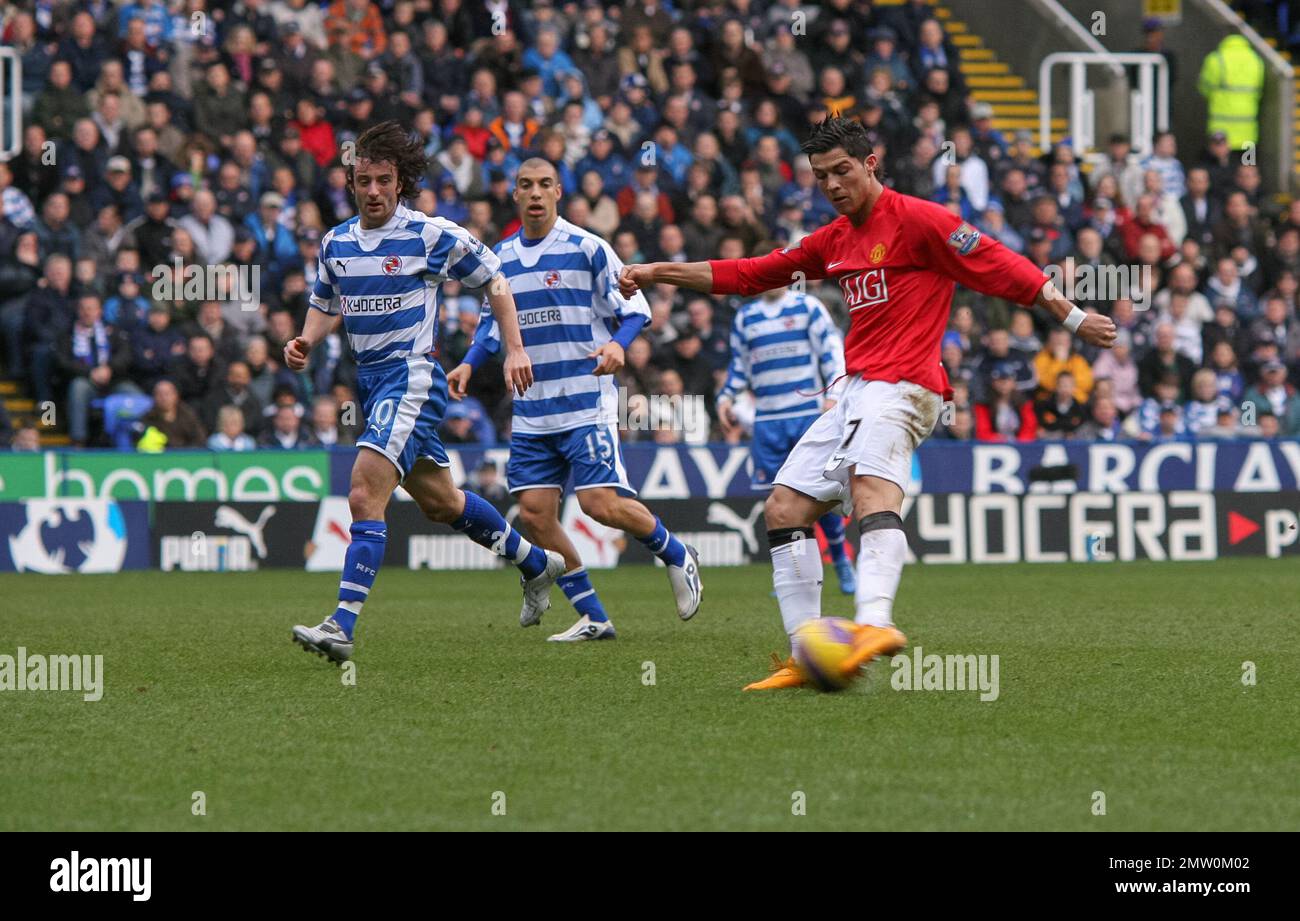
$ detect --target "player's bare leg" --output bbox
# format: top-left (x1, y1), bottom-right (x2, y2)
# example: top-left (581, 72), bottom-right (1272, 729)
top-left (743, 485), bottom-right (840, 691)
top-left (292, 448), bottom-right (398, 664)
top-left (576, 486), bottom-right (702, 620)
top-left (837, 473), bottom-right (909, 676)
top-left (403, 460), bottom-right (566, 627)
top-left (516, 488), bottom-right (614, 640)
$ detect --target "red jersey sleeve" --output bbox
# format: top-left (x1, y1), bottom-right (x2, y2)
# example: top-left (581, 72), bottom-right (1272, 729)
top-left (709, 226), bottom-right (828, 296)
top-left (906, 200), bottom-right (1046, 306)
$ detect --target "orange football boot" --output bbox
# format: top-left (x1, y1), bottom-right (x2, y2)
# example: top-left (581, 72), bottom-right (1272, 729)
top-left (743, 652), bottom-right (806, 691)
top-left (839, 624), bottom-right (908, 677)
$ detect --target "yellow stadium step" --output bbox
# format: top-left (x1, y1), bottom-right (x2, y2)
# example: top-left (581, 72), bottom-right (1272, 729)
top-left (951, 34), bottom-right (981, 47)
top-left (960, 62), bottom-right (1011, 75)
top-left (39, 433), bottom-right (71, 447)
top-left (934, 7), bottom-right (951, 18)
top-left (994, 104), bottom-right (1048, 116)
top-left (0, 380), bottom-right (19, 396)
top-left (945, 21), bottom-right (967, 33)
top-left (6, 398), bottom-right (35, 414)
top-left (965, 75), bottom-right (1026, 88)
top-left (971, 89), bottom-right (1038, 102)
top-left (959, 48), bottom-right (997, 61)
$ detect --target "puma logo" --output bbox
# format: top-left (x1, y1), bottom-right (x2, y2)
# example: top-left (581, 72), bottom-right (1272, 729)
top-left (214, 505), bottom-right (276, 559)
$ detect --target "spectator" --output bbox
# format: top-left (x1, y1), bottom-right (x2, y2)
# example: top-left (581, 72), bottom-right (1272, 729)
top-left (168, 333), bottom-right (226, 410)
top-left (1198, 34), bottom-right (1265, 149)
top-left (1035, 370), bottom-right (1087, 438)
top-left (1132, 373), bottom-right (1187, 439)
top-left (202, 360), bottom-right (265, 437)
top-left (1242, 359), bottom-right (1293, 424)
top-left (1035, 327), bottom-right (1094, 403)
top-left (207, 405), bottom-right (257, 451)
top-left (258, 401), bottom-right (318, 448)
top-left (129, 304), bottom-right (187, 391)
top-left (1185, 368), bottom-right (1229, 436)
top-left (57, 294), bottom-right (135, 447)
top-left (136, 378), bottom-right (206, 450)
top-left (178, 190), bottom-right (235, 265)
top-left (1139, 323), bottom-right (1197, 398)
top-left (307, 395), bottom-right (351, 446)
top-left (1078, 396), bottom-right (1123, 441)
top-left (1091, 330), bottom-right (1141, 416)
top-left (975, 363), bottom-right (1037, 442)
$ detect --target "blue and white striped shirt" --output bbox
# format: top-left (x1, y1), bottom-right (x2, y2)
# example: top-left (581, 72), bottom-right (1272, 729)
top-left (308, 205), bottom-right (501, 366)
top-left (471, 217), bottom-right (651, 434)
top-left (718, 291), bottom-right (845, 421)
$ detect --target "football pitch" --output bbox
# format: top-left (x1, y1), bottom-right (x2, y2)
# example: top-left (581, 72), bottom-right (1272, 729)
top-left (2, 559), bottom-right (1296, 831)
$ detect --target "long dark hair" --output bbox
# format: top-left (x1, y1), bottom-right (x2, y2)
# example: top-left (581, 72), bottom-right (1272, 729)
top-left (347, 120), bottom-right (428, 202)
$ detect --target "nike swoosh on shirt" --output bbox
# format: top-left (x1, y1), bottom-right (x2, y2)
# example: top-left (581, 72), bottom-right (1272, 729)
top-left (827, 260), bottom-right (846, 270)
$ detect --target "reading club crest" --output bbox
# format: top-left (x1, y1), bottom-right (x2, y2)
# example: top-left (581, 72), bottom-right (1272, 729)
top-left (382, 255), bottom-right (402, 275)
top-left (544, 269), bottom-right (562, 288)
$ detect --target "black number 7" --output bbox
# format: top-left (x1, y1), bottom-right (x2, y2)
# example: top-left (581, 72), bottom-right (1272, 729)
top-left (839, 418), bottom-right (862, 449)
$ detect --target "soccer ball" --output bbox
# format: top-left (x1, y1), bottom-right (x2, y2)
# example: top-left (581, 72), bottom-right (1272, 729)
top-left (792, 617), bottom-right (859, 692)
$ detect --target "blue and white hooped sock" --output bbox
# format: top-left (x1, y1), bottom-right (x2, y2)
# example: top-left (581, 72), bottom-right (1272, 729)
top-left (452, 490), bottom-right (548, 579)
top-left (557, 567), bottom-right (609, 623)
top-left (334, 520), bottom-right (387, 639)
top-left (819, 512), bottom-right (848, 564)
top-left (638, 516), bottom-right (687, 567)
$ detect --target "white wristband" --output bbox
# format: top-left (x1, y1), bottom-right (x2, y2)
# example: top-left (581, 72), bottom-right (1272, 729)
top-left (1063, 306), bottom-right (1086, 333)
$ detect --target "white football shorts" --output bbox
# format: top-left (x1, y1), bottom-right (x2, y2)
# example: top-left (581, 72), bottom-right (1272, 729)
top-left (771, 376), bottom-right (942, 514)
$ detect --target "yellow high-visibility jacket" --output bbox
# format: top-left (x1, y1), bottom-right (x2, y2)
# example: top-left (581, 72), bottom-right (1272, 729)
top-left (1198, 35), bottom-right (1266, 148)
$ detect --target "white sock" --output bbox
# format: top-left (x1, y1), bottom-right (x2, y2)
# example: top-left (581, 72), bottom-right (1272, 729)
top-left (854, 528), bottom-right (906, 627)
top-left (771, 532), bottom-right (822, 639)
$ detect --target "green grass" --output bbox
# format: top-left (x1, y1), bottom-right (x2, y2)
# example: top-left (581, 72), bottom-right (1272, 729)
top-left (1, 559), bottom-right (1297, 830)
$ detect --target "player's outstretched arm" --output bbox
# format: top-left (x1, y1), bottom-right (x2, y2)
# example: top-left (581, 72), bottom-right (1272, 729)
top-left (619, 261), bottom-right (714, 298)
top-left (1034, 279), bottom-right (1117, 349)
top-left (285, 308), bottom-right (336, 371)
top-left (485, 273), bottom-right (534, 396)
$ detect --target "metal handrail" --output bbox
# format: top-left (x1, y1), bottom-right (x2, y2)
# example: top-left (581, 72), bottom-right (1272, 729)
top-left (0, 48), bottom-right (21, 162)
top-left (1039, 52), bottom-right (1170, 156)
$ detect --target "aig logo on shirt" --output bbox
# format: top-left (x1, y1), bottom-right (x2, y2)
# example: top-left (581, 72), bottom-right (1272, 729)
top-left (840, 269), bottom-right (889, 313)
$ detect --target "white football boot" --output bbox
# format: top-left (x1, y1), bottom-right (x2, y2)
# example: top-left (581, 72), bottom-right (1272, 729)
top-left (547, 614), bottom-right (618, 642)
top-left (291, 618), bottom-right (353, 664)
top-left (519, 550), bottom-right (567, 627)
top-left (666, 544), bottom-right (703, 620)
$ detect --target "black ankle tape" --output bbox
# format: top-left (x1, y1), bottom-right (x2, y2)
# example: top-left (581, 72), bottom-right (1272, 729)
top-left (767, 527), bottom-right (815, 548)
top-left (858, 511), bottom-right (904, 533)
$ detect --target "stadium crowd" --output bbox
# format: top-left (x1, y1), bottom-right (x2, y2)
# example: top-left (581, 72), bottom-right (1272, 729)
top-left (0, 0), bottom-right (1297, 453)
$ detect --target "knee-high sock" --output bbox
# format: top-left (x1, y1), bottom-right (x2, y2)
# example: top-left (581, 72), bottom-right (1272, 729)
top-left (557, 567), bottom-right (608, 623)
top-left (451, 490), bottom-right (547, 579)
top-left (855, 511), bottom-right (907, 628)
top-left (769, 527), bottom-right (822, 640)
top-left (818, 512), bottom-right (848, 564)
top-left (334, 520), bottom-right (386, 638)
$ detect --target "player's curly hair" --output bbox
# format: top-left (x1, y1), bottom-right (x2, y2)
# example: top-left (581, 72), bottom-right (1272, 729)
top-left (347, 120), bottom-right (428, 202)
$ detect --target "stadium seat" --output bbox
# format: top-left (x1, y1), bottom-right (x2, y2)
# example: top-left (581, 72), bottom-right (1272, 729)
top-left (98, 394), bottom-right (155, 450)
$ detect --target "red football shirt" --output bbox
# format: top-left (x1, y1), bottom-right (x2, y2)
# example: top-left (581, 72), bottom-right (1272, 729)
top-left (709, 187), bottom-right (1047, 397)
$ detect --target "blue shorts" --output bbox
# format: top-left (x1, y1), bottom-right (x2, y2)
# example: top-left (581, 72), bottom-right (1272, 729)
top-left (750, 414), bottom-right (820, 489)
top-left (507, 423), bottom-right (636, 495)
top-left (356, 356), bottom-right (449, 479)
